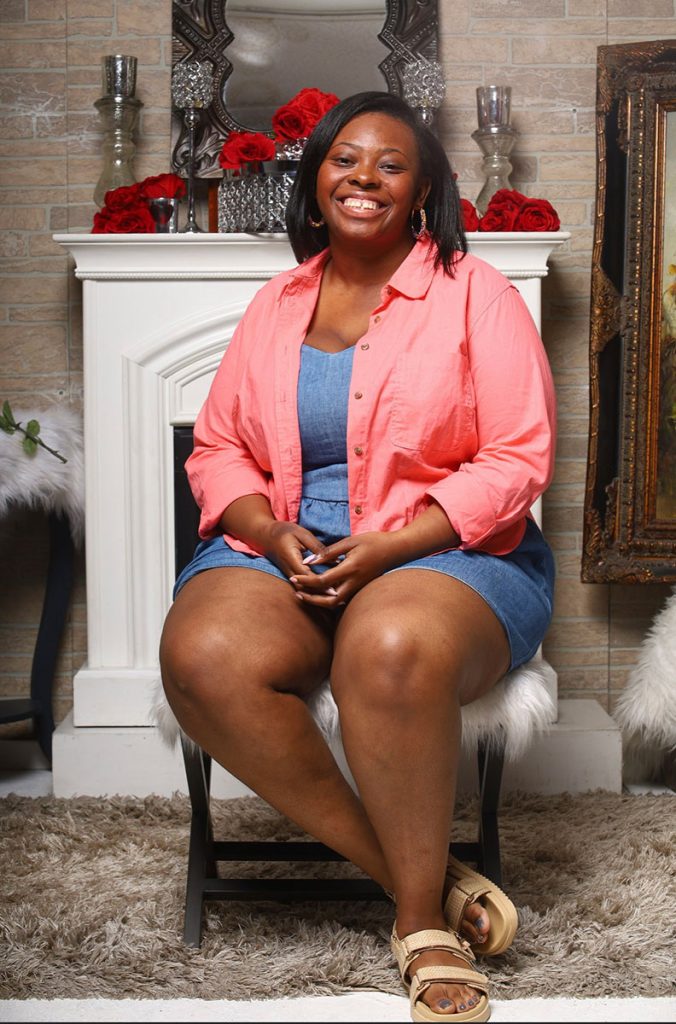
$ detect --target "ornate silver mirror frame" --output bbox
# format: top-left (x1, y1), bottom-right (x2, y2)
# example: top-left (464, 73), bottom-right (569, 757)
top-left (171, 0), bottom-right (439, 177)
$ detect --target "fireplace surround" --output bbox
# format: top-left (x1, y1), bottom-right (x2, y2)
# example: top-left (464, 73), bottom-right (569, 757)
top-left (51, 231), bottom-right (621, 797)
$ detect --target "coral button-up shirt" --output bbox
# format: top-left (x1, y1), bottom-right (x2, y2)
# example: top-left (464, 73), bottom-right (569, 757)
top-left (186, 238), bottom-right (556, 558)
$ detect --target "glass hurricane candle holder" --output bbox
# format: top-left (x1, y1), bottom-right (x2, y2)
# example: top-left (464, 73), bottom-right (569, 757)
top-left (471, 85), bottom-right (518, 215)
top-left (93, 55), bottom-right (142, 208)
top-left (171, 61), bottom-right (214, 233)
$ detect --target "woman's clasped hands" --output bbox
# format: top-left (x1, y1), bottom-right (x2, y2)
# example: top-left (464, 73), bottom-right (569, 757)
top-left (290, 530), bottom-right (406, 607)
top-left (259, 519), bottom-right (405, 607)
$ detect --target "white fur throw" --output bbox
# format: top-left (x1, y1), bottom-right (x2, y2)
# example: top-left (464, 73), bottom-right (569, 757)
top-left (613, 586), bottom-right (676, 783)
top-left (0, 404), bottom-right (84, 545)
top-left (152, 656), bottom-right (556, 763)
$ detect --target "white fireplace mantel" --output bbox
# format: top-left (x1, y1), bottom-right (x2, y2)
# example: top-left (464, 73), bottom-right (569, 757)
top-left (52, 230), bottom-right (619, 800)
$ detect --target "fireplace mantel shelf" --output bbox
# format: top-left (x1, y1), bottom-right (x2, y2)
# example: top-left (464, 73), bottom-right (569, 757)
top-left (55, 231), bottom-right (569, 281)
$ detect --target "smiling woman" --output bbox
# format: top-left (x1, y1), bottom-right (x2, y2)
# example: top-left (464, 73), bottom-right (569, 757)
top-left (160, 90), bottom-right (557, 1024)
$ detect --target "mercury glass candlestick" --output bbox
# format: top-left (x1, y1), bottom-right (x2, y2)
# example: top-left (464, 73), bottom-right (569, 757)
top-left (471, 85), bottom-right (518, 215)
top-left (93, 55), bottom-right (142, 208)
top-left (402, 59), bottom-right (446, 126)
top-left (171, 61), bottom-right (214, 233)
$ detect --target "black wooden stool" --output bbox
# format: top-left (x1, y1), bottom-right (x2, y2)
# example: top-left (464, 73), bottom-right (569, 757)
top-left (180, 733), bottom-right (505, 948)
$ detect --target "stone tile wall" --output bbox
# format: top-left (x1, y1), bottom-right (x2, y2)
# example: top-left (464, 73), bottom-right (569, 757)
top-left (1, 0), bottom-right (675, 735)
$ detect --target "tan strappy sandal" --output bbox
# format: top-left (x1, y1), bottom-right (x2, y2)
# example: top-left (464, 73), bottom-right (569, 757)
top-left (390, 926), bottom-right (491, 1023)
top-left (443, 854), bottom-right (518, 957)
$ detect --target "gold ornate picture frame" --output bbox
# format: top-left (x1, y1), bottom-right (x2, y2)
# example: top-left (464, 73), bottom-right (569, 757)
top-left (583, 39), bottom-right (676, 583)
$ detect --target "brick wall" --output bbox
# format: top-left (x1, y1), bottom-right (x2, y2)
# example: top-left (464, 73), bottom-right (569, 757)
top-left (1, 0), bottom-right (675, 738)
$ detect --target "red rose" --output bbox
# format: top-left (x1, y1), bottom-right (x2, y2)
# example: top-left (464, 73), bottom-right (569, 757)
top-left (272, 102), bottom-right (314, 143)
top-left (477, 205), bottom-right (520, 231)
top-left (273, 87), bottom-right (340, 142)
top-left (92, 202), bottom-right (155, 233)
top-left (461, 198), bottom-right (480, 232)
top-left (139, 173), bottom-right (186, 200)
top-left (219, 131), bottom-right (277, 170)
top-left (514, 198), bottom-right (560, 231)
top-left (102, 183), bottom-right (143, 211)
top-left (290, 87), bottom-right (340, 120)
top-left (486, 188), bottom-right (528, 211)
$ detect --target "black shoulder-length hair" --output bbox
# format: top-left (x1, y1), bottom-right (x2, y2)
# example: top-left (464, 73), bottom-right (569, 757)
top-left (285, 91), bottom-right (467, 276)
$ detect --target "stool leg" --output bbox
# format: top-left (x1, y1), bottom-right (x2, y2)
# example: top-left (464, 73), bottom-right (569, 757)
top-left (477, 741), bottom-right (505, 886)
top-left (31, 513), bottom-right (75, 764)
top-left (182, 736), bottom-right (215, 947)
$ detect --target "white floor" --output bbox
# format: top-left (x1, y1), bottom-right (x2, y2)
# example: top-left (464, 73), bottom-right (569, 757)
top-left (1, 772), bottom-right (674, 1024)
top-left (1, 995), bottom-right (676, 1022)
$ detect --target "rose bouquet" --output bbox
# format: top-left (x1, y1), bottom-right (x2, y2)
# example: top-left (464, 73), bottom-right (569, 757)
top-left (217, 87), bottom-right (340, 233)
top-left (461, 189), bottom-right (560, 233)
top-left (218, 87), bottom-right (340, 172)
top-left (92, 173), bottom-right (186, 234)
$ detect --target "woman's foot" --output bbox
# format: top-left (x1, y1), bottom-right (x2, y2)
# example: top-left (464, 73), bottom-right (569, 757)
top-left (458, 899), bottom-right (490, 948)
top-left (395, 914), bottom-right (484, 1016)
top-left (443, 855), bottom-right (518, 957)
top-left (386, 887), bottom-right (491, 950)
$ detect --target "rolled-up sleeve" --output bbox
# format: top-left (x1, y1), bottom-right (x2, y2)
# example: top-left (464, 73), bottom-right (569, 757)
top-left (426, 284), bottom-right (556, 554)
top-left (186, 309), bottom-right (270, 538)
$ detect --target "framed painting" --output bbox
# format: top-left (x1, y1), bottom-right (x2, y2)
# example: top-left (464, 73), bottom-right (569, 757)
top-left (583, 39), bottom-right (676, 582)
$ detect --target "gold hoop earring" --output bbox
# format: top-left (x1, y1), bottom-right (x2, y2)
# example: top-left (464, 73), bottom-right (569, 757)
top-left (411, 207), bottom-right (427, 240)
top-left (308, 214), bottom-right (325, 228)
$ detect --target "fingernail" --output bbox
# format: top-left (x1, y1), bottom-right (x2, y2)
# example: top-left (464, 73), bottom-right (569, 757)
top-left (325, 587), bottom-right (338, 596)
top-left (289, 576), bottom-right (298, 584)
top-left (438, 1000), bottom-right (453, 1009)
top-left (295, 593), bottom-right (304, 601)
top-left (302, 554), bottom-right (319, 564)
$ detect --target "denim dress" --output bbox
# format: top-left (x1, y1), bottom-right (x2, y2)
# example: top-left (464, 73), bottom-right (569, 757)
top-left (174, 343), bottom-right (555, 670)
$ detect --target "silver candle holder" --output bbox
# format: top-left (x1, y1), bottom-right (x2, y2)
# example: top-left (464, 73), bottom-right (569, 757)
top-left (93, 55), bottom-right (143, 208)
top-left (471, 85), bottom-right (518, 215)
top-left (171, 61), bottom-right (214, 233)
top-left (402, 59), bottom-right (446, 127)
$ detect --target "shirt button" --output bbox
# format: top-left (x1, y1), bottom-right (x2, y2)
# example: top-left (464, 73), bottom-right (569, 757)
top-left (354, 391), bottom-right (363, 399)
top-left (360, 343), bottom-right (369, 350)
top-left (354, 505), bottom-right (363, 515)
top-left (354, 445), bottom-right (363, 456)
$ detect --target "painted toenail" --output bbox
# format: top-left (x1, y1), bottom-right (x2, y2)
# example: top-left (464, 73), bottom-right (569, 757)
top-left (475, 917), bottom-right (485, 929)
top-left (458, 1004), bottom-right (467, 1011)
top-left (439, 1000), bottom-right (453, 1009)
top-left (476, 933), bottom-right (486, 942)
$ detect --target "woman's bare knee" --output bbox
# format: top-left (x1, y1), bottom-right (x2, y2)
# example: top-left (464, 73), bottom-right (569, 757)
top-left (332, 618), bottom-right (464, 716)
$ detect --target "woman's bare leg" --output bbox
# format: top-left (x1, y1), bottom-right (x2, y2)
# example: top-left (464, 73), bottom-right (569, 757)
top-left (330, 570), bottom-right (511, 1016)
top-left (159, 567), bottom-right (393, 885)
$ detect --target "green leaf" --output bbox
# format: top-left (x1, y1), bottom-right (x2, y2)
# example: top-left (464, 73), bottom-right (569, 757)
top-left (0, 416), bottom-right (15, 434)
top-left (26, 419), bottom-right (40, 439)
top-left (22, 436), bottom-right (38, 456)
top-left (2, 400), bottom-right (16, 427)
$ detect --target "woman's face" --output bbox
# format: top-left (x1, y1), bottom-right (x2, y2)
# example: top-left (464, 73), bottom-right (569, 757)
top-left (314, 112), bottom-right (430, 251)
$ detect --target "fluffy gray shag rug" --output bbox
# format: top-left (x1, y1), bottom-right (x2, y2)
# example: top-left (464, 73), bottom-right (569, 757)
top-left (0, 791), bottom-right (674, 1001)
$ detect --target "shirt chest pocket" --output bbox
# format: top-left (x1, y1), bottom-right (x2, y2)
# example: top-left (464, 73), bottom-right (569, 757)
top-left (389, 348), bottom-right (476, 457)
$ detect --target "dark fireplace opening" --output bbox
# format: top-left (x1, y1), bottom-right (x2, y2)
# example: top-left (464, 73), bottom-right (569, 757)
top-left (174, 427), bottom-right (201, 577)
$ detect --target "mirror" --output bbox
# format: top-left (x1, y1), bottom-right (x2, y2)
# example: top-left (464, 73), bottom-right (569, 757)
top-left (171, 0), bottom-right (439, 177)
